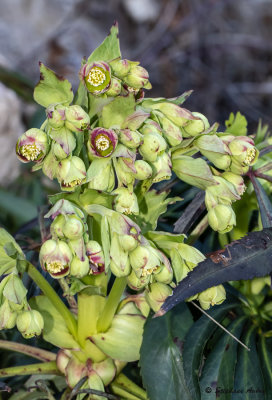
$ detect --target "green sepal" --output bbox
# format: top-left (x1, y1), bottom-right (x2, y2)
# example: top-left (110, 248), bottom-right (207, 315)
top-left (3, 274), bottom-right (27, 304)
top-left (34, 62), bottom-right (73, 108)
top-left (88, 23), bottom-right (121, 63)
top-left (225, 111), bottom-right (247, 136)
top-left (30, 295), bottom-right (79, 349)
top-left (91, 314), bottom-right (145, 362)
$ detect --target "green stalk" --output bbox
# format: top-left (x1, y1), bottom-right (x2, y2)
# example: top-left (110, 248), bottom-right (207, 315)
top-left (110, 373), bottom-right (147, 400)
top-left (0, 361), bottom-right (60, 378)
top-left (186, 214), bottom-right (209, 245)
top-left (0, 340), bottom-right (56, 362)
top-left (135, 179), bottom-right (153, 204)
top-left (96, 277), bottom-right (127, 333)
top-left (26, 262), bottom-right (77, 339)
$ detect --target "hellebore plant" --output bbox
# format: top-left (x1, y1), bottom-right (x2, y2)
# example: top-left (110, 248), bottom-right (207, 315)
top-left (2, 23), bottom-right (272, 400)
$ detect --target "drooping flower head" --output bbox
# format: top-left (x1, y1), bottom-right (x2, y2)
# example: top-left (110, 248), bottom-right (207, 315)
top-left (87, 127), bottom-right (118, 158)
top-left (39, 239), bottom-right (73, 278)
top-left (16, 128), bottom-right (48, 163)
top-left (80, 61), bottom-right (111, 94)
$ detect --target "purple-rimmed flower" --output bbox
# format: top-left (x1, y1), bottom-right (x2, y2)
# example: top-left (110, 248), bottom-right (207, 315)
top-left (16, 129), bottom-right (48, 163)
top-left (87, 127), bottom-right (118, 158)
top-left (80, 61), bottom-right (111, 94)
top-left (39, 239), bottom-right (72, 278)
top-left (86, 240), bottom-right (105, 274)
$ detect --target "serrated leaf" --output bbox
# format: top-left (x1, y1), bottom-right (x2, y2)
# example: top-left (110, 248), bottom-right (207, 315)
top-left (79, 188), bottom-right (114, 209)
top-left (200, 316), bottom-right (246, 399)
top-left (33, 63), bottom-right (73, 108)
top-left (88, 23), bottom-right (121, 63)
top-left (101, 94), bottom-right (136, 128)
top-left (182, 301), bottom-right (239, 399)
top-left (233, 325), bottom-right (265, 399)
top-left (30, 296), bottom-right (79, 349)
top-left (159, 228), bottom-right (272, 316)
top-left (140, 303), bottom-right (193, 400)
top-left (225, 112), bottom-right (247, 136)
top-left (135, 190), bottom-right (181, 233)
top-left (250, 175), bottom-right (272, 228)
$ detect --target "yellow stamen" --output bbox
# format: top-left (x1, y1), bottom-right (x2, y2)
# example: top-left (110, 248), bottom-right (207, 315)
top-left (244, 148), bottom-right (256, 165)
top-left (47, 261), bottom-right (65, 274)
top-left (95, 134), bottom-right (110, 151)
top-left (20, 144), bottom-right (41, 161)
top-left (63, 178), bottom-right (85, 188)
top-left (87, 67), bottom-right (106, 87)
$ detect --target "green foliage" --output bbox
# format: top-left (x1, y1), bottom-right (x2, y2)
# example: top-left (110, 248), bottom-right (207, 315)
top-left (225, 112), bottom-right (248, 136)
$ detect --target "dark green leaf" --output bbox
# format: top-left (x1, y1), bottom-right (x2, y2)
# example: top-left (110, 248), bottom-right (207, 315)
top-left (140, 303), bottom-right (193, 400)
top-left (200, 316), bottom-right (247, 400)
top-left (233, 325), bottom-right (265, 399)
top-left (0, 188), bottom-right (37, 224)
top-left (159, 228), bottom-right (272, 316)
top-left (250, 175), bottom-right (272, 228)
top-left (182, 301), bottom-right (239, 399)
top-left (258, 336), bottom-right (272, 400)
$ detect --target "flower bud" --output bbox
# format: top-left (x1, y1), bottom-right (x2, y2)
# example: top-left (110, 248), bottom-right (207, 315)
top-left (145, 282), bottom-right (172, 312)
top-left (56, 349), bottom-right (71, 374)
top-left (113, 188), bottom-right (139, 215)
top-left (57, 156), bottom-right (86, 190)
top-left (122, 110), bottom-right (150, 131)
top-left (207, 204), bottom-right (236, 233)
top-left (39, 239), bottom-right (72, 278)
top-left (16, 310), bottom-right (44, 338)
top-left (129, 245), bottom-right (162, 278)
top-left (110, 59), bottom-right (130, 78)
top-left (86, 240), bottom-right (105, 274)
top-left (146, 102), bottom-right (197, 127)
top-left (229, 158), bottom-right (250, 175)
top-left (118, 129), bottom-right (143, 149)
top-left (205, 176), bottom-right (240, 207)
top-left (123, 65), bottom-right (150, 89)
top-left (172, 155), bottom-right (215, 190)
top-left (154, 253), bottom-right (173, 284)
top-left (106, 77), bottom-right (122, 97)
top-left (16, 129), bottom-right (48, 163)
top-left (50, 214), bottom-right (66, 239)
top-left (150, 151), bottom-right (172, 183)
top-left (50, 127), bottom-right (76, 160)
top-left (88, 128), bottom-right (118, 158)
top-left (70, 255), bottom-right (90, 278)
top-left (80, 61), bottom-right (111, 94)
top-left (182, 112), bottom-right (209, 136)
top-left (139, 132), bottom-right (167, 162)
top-left (221, 172), bottom-right (246, 196)
top-left (65, 105), bottom-right (90, 132)
top-left (46, 105), bottom-right (66, 129)
top-left (155, 111), bottom-right (183, 146)
top-left (127, 269), bottom-right (150, 290)
top-left (110, 233), bottom-right (131, 277)
top-left (0, 299), bottom-right (17, 329)
top-left (228, 136), bottom-right (259, 166)
top-left (194, 134), bottom-right (231, 170)
top-left (118, 234), bottom-right (139, 252)
top-left (197, 285), bottom-right (226, 310)
top-left (132, 159), bottom-right (152, 180)
top-left (87, 158), bottom-right (115, 192)
top-left (114, 157), bottom-right (136, 186)
top-left (63, 215), bottom-right (84, 240)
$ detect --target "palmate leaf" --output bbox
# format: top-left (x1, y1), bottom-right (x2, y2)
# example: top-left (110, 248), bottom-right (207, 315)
top-left (158, 228), bottom-right (272, 316)
top-left (225, 112), bottom-right (247, 136)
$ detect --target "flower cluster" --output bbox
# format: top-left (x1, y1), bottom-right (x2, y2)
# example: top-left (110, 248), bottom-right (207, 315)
top-left (13, 25), bottom-right (259, 394)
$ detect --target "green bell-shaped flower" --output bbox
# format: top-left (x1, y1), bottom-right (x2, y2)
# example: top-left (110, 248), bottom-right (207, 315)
top-left (16, 309), bottom-right (44, 339)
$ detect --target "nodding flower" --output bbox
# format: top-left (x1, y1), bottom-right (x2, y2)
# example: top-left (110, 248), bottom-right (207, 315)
top-left (16, 128), bottom-right (49, 163)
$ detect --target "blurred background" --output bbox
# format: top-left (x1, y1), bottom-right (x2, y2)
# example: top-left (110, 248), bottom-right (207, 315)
top-left (0, 0), bottom-right (271, 234)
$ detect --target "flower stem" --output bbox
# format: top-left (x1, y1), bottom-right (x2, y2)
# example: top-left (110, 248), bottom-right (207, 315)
top-left (0, 340), bottom-right (56, 362)
top-left (186, 214), bottom-right (209, 245)
top-left (26, 262), bottom-right (77, 339)
top-left (0, 361), bottom-right (60, 378)
top-left (96, 277), bottom-right (127, 333)
top-left (110, 373), bottom-right (147, 400)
